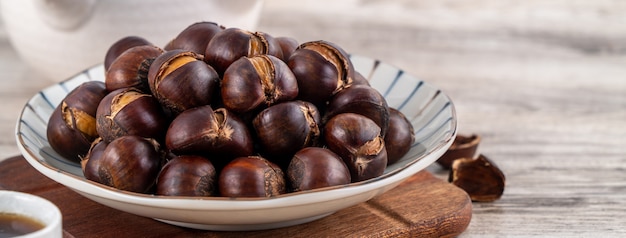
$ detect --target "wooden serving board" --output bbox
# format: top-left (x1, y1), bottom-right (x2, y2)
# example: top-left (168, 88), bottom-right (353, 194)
top-left (0, 156), bottom-right (471, 237)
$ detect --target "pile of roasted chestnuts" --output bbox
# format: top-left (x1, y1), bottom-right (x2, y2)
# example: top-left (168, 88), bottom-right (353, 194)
top-left (46, 22), bottom-right (415, 198)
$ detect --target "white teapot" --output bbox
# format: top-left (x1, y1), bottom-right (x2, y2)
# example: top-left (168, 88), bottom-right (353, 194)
top-left (1, 0), bottom-right (264, 81)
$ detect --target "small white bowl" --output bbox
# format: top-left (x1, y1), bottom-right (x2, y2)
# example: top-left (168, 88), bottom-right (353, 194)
top-left (0, 190), bottom-right (63, 238)
top-left (15, 55), bottom-right (457, 231)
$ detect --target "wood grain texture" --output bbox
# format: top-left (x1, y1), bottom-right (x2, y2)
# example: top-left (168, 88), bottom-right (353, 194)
top-left (1, 0), bottom-right (626, 236)
top-left (0, 156), bottom-right (471, 237)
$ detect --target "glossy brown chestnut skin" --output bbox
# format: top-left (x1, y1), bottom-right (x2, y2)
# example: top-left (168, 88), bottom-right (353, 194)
top-left (104, 36), bottom-right (152, 71)
top-left (287, 147), bottom-right (351, 192)
top-left (324, 113), bottom-right (388, 182)
top-left (164, 22), bottom-right (225, 54)
top-left (288, 40), bottom-right (355, 106)
top-left (105, 45), bottom-right (163, 93)
top-left (204, 28), bottom-right (283, 75)
top-left (221, 55), bottom-right (298, 114)
top-left (324, 84), bottom-right (390, 136)
top-left (352, 71), bottom-right (370, 86)
top-left (275, 36), bottom-right (298, 62)
top-left (47, 81), bottom-right (107, 161)
top-left (87, 135), bottom-right (163, 194)
top-left (81, 137), bottom-right (108, 183)
top-left (384, 108), bottom-right (415, 165)
top-left (147, 50), bottom-right (220, 114)
top-left (218, 156), bottom-right (286, 198)
top-left (165, 105), bottom-right (254, 161)
top-left (156, 155), bottom-right (217, 196)
top-left (252, 100), bottom-right (321, 165)
top-left (96, 88), bottom-right (169, 143)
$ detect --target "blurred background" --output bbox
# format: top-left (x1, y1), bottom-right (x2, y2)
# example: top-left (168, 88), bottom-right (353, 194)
top-left (1, 0), bottom-right (625, 236)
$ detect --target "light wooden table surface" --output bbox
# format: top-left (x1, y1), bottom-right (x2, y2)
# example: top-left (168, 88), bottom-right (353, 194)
top-left (1, 0), bottom-right (625, 236)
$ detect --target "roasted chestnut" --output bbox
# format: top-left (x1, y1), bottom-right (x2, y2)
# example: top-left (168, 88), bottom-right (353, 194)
top-left (384, 108), bottom-right (415, 164)
top-left (147, 50), bottom-right (220, 114)
top-left (288, 40), bottom-right (355, 106)
top-left (252, 100), bottom-right (321, 165)
top-left (81, 137), bottom-right (108, 183)
top-left (275, 36), bottom-right (298, 62)
top-left (450, 154), bottom-right (505, 202)
top-left (47, 81), bottom-right (108, 161)
top-left (96, 88), bottom-right (169, 143)
top-left (218, 156), bottom-right (286, 197)
top-left (156, 155), bottom-right (217, 196)
top-left (324, 84), bottom-right (390, 136)
top-left (221, 54), bottom-right (298, 114)
top-left (164, 22), bottom-right (225, 54)
top-left (104, 36), bottom-right (152, 71)
top-left (84, 135), bottom-right (163, 194)
top-left (105, 45), bottom-right (163, 93)
top-left (204, 28), bottom-right (283, 75)
top-left (165, 105), bottom-right (254, 162)
top-left (287, 147), bottom-right (351, 192)
top-left (324, 113), bottom-right (387, 182)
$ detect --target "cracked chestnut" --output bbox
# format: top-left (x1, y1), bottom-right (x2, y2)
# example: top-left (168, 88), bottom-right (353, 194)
top-left (96, 88), bottom-right (169, 143)
top-left (221, 54), bottom-right (298, 114)
top-left (204, 28), bottom-right (283, 75)
top-left (324, 113), bottom-right (387, 182)
top-left (252, 100), bottom-right (321, 165)
top-left (148, 50), bottom-right (220, 114)
top-left (165, 105), bottom-right (254, 162)
top-left (288, 40), bottom-right (355, 106)
top-left (47, 81), bottom-right (107, 161)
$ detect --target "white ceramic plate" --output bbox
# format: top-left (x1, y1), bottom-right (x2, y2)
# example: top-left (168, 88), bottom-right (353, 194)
top-left (15, 55), bottom-right (457, 231)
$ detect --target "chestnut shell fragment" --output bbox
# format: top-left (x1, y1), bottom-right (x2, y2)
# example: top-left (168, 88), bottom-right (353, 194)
top-left (449, 154), bottom-right (505, 202)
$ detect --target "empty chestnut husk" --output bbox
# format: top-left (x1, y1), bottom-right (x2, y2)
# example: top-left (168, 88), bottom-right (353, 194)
top-left (438, 134), bottom-right (481, 169)
top-left (218, 156), bottom-right (286, 198)
top-left (324, 84), bottom-right (390, 136)
top-left (287, 147), bottom-right (351, 192)
top-left (288, 40), bottom-right (355, 106)
top-left (204, 28), bottom-right (283, 75)
top-left (221, 54), bottom-right (298, 114)
top-left (105, 45), bottom-right (163, 93)
top-left (252, 100), bottom-right (321, 165)
top-left (384, 108), bottom-right (415, 164)
top-left (156, 155), bottom-right (217, 196)
top-left (148, 50), bottom-right (220, 114)
top-left (47, 81), bottom-right (108, 161)
top-left (165, 105), bottom-right (254, 161)
top-left (449, 154), bottom-right (505, 202)
top-left (324, 113), bottom-right (387, 182)
top-left (164, 21), bottom-right (225, 54)
top-left (104, 36), bottom-right (152, 71)
top-left (96, 88), bottom-right (169, 143)
top-left (85, 135), bottom-right (163, 194)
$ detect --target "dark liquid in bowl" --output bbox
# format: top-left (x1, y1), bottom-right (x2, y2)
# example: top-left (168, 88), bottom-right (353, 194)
top-left (0, 213), bottom-right (45, 237)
